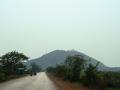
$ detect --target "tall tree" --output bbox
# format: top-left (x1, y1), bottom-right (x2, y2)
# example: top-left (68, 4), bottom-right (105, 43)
top-left (64, 55), bottom-right (85, 81)
top-left (0, 51), bottom-right (29, 75)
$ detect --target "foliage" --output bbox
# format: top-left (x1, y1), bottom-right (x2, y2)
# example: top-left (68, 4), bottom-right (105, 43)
top-left (54, 64), bottom-right (67, 77)
top-left (0, 66), bottom-right (6, 81)
top-left (103, 72), bottom-right (120, 88)
top-left (82, 63), bottom-right (99, 86)
top-left (47, 55), bottom-right (85, 81)
top-left (0, 51), bottom-right (29, 75)
top-left (64, 55), bottom-right (85, 81)
top-left (0, 51), bottom-right (29, 82)
top-left (47, 67), bottom-right (56, 73)
top-left (15, 63), bottom-right (26, 69)
top-left (47, 55), bottom-right (120, 89)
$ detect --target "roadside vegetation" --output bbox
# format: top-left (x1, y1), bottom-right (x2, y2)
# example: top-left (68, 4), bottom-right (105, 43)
top-left (0, 51), bottom-right (29, 82)
top-left (47, 55), bottom-right (120, 90)
top-left (0, 51), bottom-right (41, 82)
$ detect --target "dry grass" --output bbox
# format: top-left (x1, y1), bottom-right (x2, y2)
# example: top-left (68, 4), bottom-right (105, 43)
top-left (47, 73), bottom-right (91, 90)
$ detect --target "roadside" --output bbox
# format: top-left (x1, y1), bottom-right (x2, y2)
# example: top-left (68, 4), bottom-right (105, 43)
top-left (0, 74), bottom-right (28, 83)
top-left (47, 73), bottom-right (90, 90)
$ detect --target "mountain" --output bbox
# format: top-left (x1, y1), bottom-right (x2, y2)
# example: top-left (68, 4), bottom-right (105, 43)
top-left (28, 50), bottom-right (120, 72)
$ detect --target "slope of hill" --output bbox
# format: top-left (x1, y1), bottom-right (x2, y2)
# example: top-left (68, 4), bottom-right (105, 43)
top-left (28, 50), bottom-right (120, 72)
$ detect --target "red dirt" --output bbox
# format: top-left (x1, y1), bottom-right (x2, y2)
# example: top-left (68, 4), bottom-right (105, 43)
top-left (47, 74), bottom-right (91, 90)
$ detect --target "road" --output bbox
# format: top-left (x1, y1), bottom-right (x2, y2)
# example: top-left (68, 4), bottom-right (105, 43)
top-left (0, 72), bottom-right (58, 90)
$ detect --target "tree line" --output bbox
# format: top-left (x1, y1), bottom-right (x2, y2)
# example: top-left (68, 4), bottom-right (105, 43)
top-left (47, 55), bottom-right (120, 90)
top-left (0, 51), bottom-right (41, 82)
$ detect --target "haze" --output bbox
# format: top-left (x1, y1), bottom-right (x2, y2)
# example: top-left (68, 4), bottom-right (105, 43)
top-left (0, 0), bottom-right (120, 67)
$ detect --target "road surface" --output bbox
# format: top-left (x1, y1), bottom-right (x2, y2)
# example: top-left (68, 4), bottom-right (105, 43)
top-left (0, 72), bottom-right (58, 90)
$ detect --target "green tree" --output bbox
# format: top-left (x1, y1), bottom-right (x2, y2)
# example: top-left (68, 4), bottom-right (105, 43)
top-left (82, 63), bottom-right (99, 86)
top-left (54, 64), bottom-right (67, 77)
top-left (0, 51), bottom-right (29, 75)
top-left (64, 55), bottom-right (85, 81)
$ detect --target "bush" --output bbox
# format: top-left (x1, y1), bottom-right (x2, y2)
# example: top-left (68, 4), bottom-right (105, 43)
top-left (0, 67), bottom-right (6, 81)
top-left (47, 55), bottom-right (120, 90)
top-left (82, 64), bottom-right (99, 86)
top-left (47, 55), bottom-right (85, 82)
top-left (64, 55), bottom-right (85, 81)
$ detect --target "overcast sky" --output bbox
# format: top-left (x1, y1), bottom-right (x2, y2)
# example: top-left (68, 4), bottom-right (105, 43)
top-left (0, 0), bottom-right (120, 67)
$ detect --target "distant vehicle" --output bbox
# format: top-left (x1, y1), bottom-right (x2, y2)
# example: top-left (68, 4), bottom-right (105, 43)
top-left (30, 70), bottom-right (37, 76)
top-left (33, 72), bottom-right (37, 75)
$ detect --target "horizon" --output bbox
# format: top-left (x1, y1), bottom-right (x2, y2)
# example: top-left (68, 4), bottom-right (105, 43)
top-left (0, 0), bottom-right (120, 67)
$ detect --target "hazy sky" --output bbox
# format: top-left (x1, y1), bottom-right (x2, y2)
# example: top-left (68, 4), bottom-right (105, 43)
top-left (0, 0), bottom-right (120, 67)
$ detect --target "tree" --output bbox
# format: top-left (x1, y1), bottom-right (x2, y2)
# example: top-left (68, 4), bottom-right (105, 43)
top-left (82, 63), bottom-right (100, 86)
top-left (64, 55), bottom-right (85, 81)
top-left (0, 51), bottom-right (29, 75)
top-left (47, 67), bottom-right (56, 73)
top-left (54, 64), bottom-right (67, 77)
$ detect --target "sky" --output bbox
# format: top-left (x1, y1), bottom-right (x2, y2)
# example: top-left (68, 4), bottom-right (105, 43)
top-left (0, 0), bottom-right (120, 67)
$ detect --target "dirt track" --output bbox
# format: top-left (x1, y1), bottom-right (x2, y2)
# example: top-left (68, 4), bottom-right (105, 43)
top-left (0, 72), bottom-right (58, 90)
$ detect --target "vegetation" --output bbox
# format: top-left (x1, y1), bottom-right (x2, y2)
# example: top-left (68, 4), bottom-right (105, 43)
top-left (0, 66), bottom-right (6, 81)
top-left (64, 55), bottom-right (85, 81)
top-left (81, 63), bottom-right (99, 86)
top-left (47, 55), bottom-right (120, 90)
top-left (47, 55), bottom-right (85, 81)
top-left (0, 51), bottom-right (29, 82)
top-left (0, 51), bottom-right (120, 90)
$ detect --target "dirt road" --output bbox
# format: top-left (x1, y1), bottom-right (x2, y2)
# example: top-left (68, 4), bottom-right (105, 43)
top-left (0, 72), bottom-right (58, 90)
